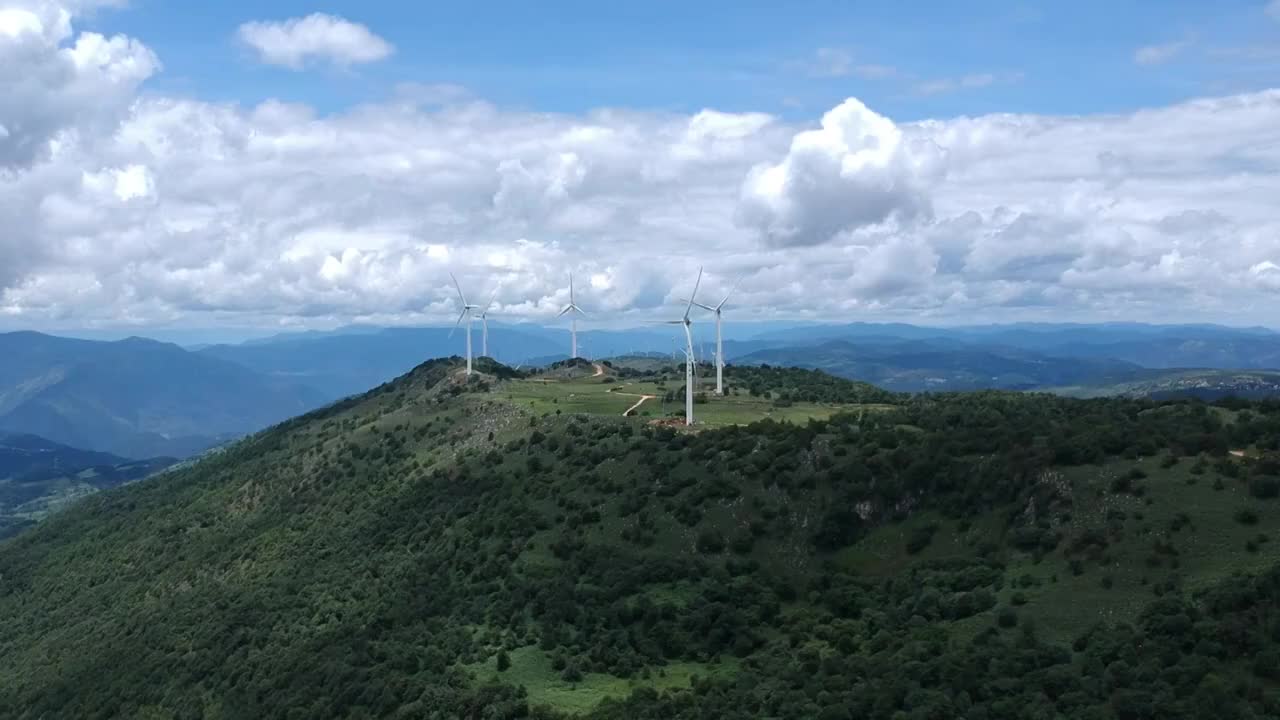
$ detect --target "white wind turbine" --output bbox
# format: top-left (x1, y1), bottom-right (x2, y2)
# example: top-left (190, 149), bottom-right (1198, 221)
top-left (688, 276), bottom-right (742, 396)
top-left (478, 289), bottom-right (499, 358)
top-left (449, 272), bottom-right (480, 375)
top-left (664, 267), bottom-right (703, 426)
top-left (557, 272), bottom-right (586, 360)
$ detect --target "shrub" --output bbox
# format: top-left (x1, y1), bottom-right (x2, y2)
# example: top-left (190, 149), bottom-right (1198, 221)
top-left (906, 523), bottom-right (939, 555)
top-left (1249, 476), bottom-right (1279, 500)
top-left (1235, 508), bottom-right (1260, 526)
top-left (696, 528), bottom-right (726, 554)
top-left (561, 663), bottom-right (583, 683)
top-left (997, 607), bottom-right (1018, 628)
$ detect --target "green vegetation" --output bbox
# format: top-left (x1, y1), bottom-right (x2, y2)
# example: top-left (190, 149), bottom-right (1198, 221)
top-left (1, 359), bottom-right (1279, 718)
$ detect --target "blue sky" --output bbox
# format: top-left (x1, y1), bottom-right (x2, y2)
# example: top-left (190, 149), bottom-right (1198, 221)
top-left (88, 0), bottom-right (1280, 120)
top-left (3, 0), bottom-right (1280, 338)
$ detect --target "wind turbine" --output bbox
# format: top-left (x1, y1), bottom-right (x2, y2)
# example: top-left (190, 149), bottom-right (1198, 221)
top-left (479, 289), bottom-right (499, 358)
top-left (665, 267), bottom-right (702, 426)
top-left (557, 273), bottom-right (586, 360)
top-left (449, 272), bottom-right (480, 375)
top-left (688, 276), bottom-right (741, 395)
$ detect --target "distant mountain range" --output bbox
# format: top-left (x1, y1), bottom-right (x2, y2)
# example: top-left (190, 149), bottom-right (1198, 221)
top-left (735, 339), bottom-right (1147, 392)
top-left (0, 332), bottom-right (327, 458)
top-left (0, 432), bottom-right (175, 538)
top-left (197, 326), bottom-right (565, 401)
top-left (5, 322), bottom-right (1280, 462)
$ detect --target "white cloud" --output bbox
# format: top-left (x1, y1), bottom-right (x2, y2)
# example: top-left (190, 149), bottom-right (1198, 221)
top-left (0, 0), bottom-right (157, 170)
top-left (237, 13), bottom-right (393, 69)
top-left (4, 2), bottom-right (1280, 331)
top-left (738, 98), bottom-right (942, 247)
top-left (1135, 40), bottom-right (1190, 66)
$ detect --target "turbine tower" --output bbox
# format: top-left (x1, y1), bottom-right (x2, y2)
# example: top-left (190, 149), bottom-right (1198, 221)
top-left (690, 277), bottom-right (741, 395)
top-left (557, 272), bottom-right (586, 360)
top-left (449, 273), bottom-right (480, 375)
top-left (665, 267), bottom-right (703, 426)
top-left (479, 289), bottom-right (498, 358)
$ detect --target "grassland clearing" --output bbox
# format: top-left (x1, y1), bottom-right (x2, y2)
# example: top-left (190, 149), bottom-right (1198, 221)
top-left (465, 646), bottom-right (738, 715)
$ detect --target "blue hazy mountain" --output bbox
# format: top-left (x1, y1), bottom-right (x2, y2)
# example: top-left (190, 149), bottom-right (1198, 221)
top-left (740, 322), bottom-right (1280, 370)
top-left (0, 332), bottom-right (328, 458)
top-left (197, 325), bottom-right (677, 398)
top-left (736, 339), bottom-right (1148, 392)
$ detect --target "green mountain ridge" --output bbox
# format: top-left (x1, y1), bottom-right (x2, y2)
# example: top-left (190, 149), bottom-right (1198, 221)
top-left (1, 358), bottom-right (1279, 718)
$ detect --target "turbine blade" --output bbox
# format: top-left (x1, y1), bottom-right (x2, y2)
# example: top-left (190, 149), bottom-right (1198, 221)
top-left (569, 272), bottom-right (574, 305)
top-left (449, 272), bottom-right (467, 306)
top-left (571, 304), bottom-right (587, 316)
top-left (684, 267), bottom-right (703, 320)
top-left (718, 276), bottom-right (743, 310)
top-left (557, 305), bottom-right (573, 318)
top-left (482, 288), bottom-right (499, 315)
top-left (448, 308), bottom-right (466, 338)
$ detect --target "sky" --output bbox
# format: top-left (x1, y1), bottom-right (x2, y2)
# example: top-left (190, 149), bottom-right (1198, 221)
top-left (2, 0), bottom-right (1280, 340)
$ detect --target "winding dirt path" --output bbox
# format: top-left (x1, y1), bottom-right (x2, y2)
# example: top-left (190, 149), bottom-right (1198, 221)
top-left (592, 363), bottom-right (605, 377)
top-left (607, 382), bottom-right (656, 417)
top-left (622, 394), bottom-right (655, 417)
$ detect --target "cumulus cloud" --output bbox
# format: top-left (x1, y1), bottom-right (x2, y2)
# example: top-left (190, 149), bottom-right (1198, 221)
top-left (0, 0), bottom-right (157, 169)
top-left (237, 13), bottom-right (393, 69)
top-left (4, 2), bottom-right (1280, 331)
top-left (738, 98), bottom-right (942, 247)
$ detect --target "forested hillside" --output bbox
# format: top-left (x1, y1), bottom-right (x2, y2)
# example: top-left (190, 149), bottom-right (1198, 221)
top-left (1, 359), bottom-right (1278, 719)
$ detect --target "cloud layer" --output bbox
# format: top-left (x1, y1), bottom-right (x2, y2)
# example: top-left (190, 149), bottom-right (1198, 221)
top-left (237, 13), bottom-right (393, 69)
top-left (3, 2), bottom-right (1280, 332)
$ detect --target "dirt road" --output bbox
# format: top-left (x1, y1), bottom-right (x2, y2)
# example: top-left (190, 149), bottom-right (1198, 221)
top-left (622, 394), bottom-right (655, 416)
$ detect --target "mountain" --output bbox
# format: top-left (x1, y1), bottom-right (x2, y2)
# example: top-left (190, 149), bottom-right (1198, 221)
top-left (2, 358), bottom-right (1278, 718)
top-left (750, 321), bottom-right (1275, 345)
top-left (736, 338), bottom-right (1145, 392)
top-left (0, 332), bottom-right (329, 458)
top-left (197, 326), bottom-right (563, 400)
top-left (1045, 335), bottom-right (1280, 369)
top-left (0, 432), bottom-right (175, 538)
top-left (195, 322), bottom-right (1280, 400)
